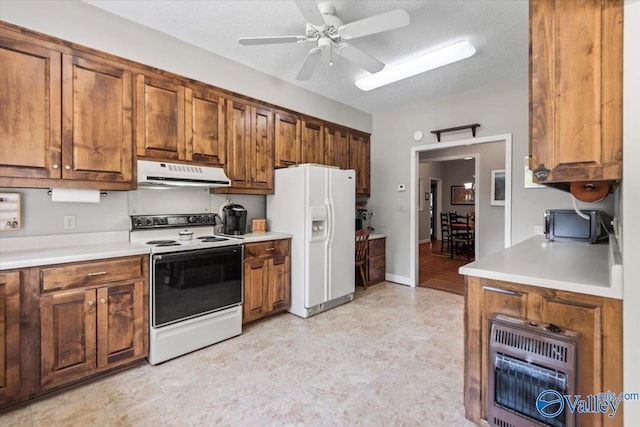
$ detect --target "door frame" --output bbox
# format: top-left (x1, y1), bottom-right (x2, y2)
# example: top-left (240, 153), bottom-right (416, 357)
top-left (409, 133), bottom-right (512, 287)
top-left (429, 178), bottom-right (441, 240)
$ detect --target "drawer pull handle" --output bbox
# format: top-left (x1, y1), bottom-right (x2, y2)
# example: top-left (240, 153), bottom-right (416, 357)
top-left (265, 247), bottom-right (275, 252)
top-left (482, 286), bottom-right (522, 297)
top-left (88, 300), bottom-right (94, 306)
top-left (87, 271), bottom-right (107, 277)
top-left (100, 298), bottom-right (106, 304)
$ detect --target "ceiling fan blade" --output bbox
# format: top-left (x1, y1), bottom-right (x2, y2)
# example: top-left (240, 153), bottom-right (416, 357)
top-left (239, 36), bottom-right (305, 46)
top-left (336, 43), bottom-right (384, 74)
top-left (296, 48), bottom-right (323, 80)
top-left (294, 0), bottom-right (325, 27)
top-left (340, 9), bottom-right (410, 40)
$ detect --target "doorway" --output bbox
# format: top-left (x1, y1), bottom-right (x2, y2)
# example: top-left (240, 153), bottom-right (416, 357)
top-left (430, 179), bottom-right (438, 240)
top-left (409, 134), bottom-right (513, 288)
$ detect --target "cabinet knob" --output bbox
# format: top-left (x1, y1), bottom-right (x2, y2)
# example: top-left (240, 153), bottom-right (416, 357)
top-left (53, 164), bottom-right (59, 169)
top-left (533, 165), bottom-right (550, 181)
top-left (88, 300), bottom-right (95, 306)
top-left (65, 165), bottom-right (71, 170)
top-left (100, 298), bottom-right (106, 304)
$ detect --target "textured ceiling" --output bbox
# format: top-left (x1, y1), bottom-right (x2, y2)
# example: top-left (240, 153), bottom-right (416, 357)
top-left (83, 0), bottom-right (529, 114)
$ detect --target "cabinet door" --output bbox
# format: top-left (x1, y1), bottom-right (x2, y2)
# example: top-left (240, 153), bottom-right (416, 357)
top-left (0, 39), bottom-right (61, 180)
top-left (349, 132), bottom-right (371, 196)
top-left (61, 54), bottom-right (133, 185)
top-left (324, 125), bottom-right (350, 169)
top-left (248, 107), bottom-right (274, 192)
top-left (185, 86), bottom-right (225, 165)
top-left (538, 294), bottom-right (622, 427)
top-left (269, 255), bottom-right (291, 312)
top-left (96, 281), bottom-right (146, 369)
top-left (274, 111), bottom-right (300, 168)
top-left (301, 118), bottom-right (324, 164)
top-left (135, 74), bottom-right (185, 161)
top-left (529, 0), bottom-right (622, 184)
top-left (40, 289), bottom-right (96, 389)
top-left (0, 272), bottom-right (21, 402)
top-left (243, 259), bottom-right (269, 323)
top-left (225, 100), bottom-right (251, 188)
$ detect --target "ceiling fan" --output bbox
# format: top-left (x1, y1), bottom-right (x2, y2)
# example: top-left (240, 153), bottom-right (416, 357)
top-left (238, 1), bottom-right (410, 80)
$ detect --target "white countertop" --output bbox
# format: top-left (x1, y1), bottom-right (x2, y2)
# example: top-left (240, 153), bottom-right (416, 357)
top-left (0, 241), bottom-right (150, 270)
top-left (231, 231), bottom-right (292, 243)
top-left (369, 233), bottom-right (386, 240)
top-left (459, 235), bottom-right (622, 299)
top-left (0, 231), bottom-right (293, 270)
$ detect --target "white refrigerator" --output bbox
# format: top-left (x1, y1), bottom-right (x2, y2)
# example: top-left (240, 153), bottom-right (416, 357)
top-left (267, 164), bottom-right (355, 318)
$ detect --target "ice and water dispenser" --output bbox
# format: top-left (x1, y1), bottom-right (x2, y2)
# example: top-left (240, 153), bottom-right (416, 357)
top-left (309, 206), bottom-right (328, 241)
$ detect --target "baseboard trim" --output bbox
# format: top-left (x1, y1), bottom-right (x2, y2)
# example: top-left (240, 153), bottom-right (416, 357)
top-left (385, 273), bottom-right (412, 287)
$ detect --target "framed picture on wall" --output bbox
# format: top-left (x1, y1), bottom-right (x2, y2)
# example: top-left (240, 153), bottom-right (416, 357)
top-left (451, 185), bottom-right (474, 205)
top-left (491, 169), bottom-right (506, 206)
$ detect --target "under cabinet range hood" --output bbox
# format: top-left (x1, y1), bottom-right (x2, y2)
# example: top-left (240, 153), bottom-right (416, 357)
top-left (137, 160), bottom-right (231, 188)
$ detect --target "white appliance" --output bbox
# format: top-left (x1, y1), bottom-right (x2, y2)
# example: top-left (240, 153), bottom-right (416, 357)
top-left (137, 160), bottom-right (231, 188)
top-left (129, 214), bottom-right (243, 365)
top-left (267, 164), bottom-right (355, 318)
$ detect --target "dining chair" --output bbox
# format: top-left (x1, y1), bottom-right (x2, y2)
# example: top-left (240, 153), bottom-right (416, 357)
top-left (355, 228), bottom-right (370, 289)
top-left (440, 212), bottom-right (451, 254)
top-left (449, 213), bottom-right (474, 260)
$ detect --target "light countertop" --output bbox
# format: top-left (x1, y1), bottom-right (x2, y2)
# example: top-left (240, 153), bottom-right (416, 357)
top-left (459, 235), bottom-right (622, 299)
top-left (369, 233), bottom-right (386, 240)
top-left (0, 231), bottom-right (293, 270)
top-left (0, 242), bottom-right (150, 270)
top-left (228, 231), bottom-right (293, 243)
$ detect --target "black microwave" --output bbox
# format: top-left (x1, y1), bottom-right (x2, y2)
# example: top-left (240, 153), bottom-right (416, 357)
top-left (544, 209), bottom-right (610, 243)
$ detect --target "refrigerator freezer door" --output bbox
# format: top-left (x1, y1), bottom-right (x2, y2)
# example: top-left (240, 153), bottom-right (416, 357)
top-left (327, 168), bottom-right (356, 300)
top-left (305, 166), bottom-right (329, 308)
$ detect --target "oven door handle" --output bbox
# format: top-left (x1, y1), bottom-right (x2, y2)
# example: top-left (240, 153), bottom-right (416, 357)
top-left (152, 246), bottom-right (242, 263)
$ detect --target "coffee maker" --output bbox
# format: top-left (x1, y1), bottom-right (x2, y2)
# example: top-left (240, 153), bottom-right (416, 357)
top-left (222, 204), bottom-right (247, 235)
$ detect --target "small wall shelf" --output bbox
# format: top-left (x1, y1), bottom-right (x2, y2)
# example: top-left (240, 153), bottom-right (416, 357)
top-left (431, 123), bottom-right (481, 142)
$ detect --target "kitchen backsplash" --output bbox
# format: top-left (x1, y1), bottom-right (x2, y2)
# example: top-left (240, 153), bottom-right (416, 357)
top-left (0, 188), bottom-right (266, 238)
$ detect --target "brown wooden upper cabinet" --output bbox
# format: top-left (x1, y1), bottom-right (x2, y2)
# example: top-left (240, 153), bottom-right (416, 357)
top-left (349, 132), bottom-right (371, 196)
top-left (324, 125), bottom-right (350, 170)
top-left (136, 73), bottom-right (226, 167)
top-left (274, 110), bottom-right (301, 168)
top-left (216, 99), bottom-right (274, 194)
top-left (301, 118), bottom-right (324, 165)
top-left (529, 0), bottom-right (623, 197)
top-left (0, 34), bottom-right (134, 190)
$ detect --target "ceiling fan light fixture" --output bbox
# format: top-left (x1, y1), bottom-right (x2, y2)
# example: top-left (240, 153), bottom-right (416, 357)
top-left (354, 40), bottom-right (476, 91)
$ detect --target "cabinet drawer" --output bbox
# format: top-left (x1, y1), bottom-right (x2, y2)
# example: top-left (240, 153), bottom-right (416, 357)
top-left (244, 239), bottom-right (290, 260)
top-left (369, 238), bottom-right (385, 257)
top-left (40, 256), bottom-right (145, 292)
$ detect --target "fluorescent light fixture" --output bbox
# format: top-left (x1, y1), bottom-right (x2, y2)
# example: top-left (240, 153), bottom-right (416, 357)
top-left (355, 40), bottom-right (476, 91)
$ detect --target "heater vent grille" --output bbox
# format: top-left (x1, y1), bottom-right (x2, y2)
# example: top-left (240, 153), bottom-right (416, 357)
top-left (493, 418), bottom-right (517, 427)
top-left (493, 328), bottom-right (569, 363)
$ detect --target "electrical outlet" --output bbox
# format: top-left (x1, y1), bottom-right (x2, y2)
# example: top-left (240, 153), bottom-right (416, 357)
top-left (398, 204), bottom-right (408, 211)
top-left (64, 215), bottom-right (76, 229)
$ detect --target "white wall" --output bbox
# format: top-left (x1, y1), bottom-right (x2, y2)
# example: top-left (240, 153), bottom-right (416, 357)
top-left (0, 0), bottom-right (371, 133)
top-left (418, 162), bottom-right (443, 242)
top-left (623, 1), bottom-right (640, 424)
top-left (369, 78), bottom-right (612, 281)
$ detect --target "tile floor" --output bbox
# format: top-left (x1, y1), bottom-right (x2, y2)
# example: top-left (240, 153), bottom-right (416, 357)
top-left (0, 283), bottom-right (477, 427)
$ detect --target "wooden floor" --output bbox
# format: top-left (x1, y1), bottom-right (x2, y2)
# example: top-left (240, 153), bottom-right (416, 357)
top-left (418, 240), bottom-right (473, 295)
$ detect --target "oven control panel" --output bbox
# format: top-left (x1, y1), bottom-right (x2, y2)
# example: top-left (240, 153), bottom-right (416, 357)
top-left (131, 214), bottom-right (216, 229)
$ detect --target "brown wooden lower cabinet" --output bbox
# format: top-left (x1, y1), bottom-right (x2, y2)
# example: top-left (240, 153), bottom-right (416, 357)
top-left (243, 239), bottom-right (291, 324)
top-left (464, 276), bottom-right (623, 427)
top-left (0, 271), bottom-right (22, 405)
top-left (368, 237), bottom-right (386, 285)
top-left (0, 255), bottom-right (148, 410)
